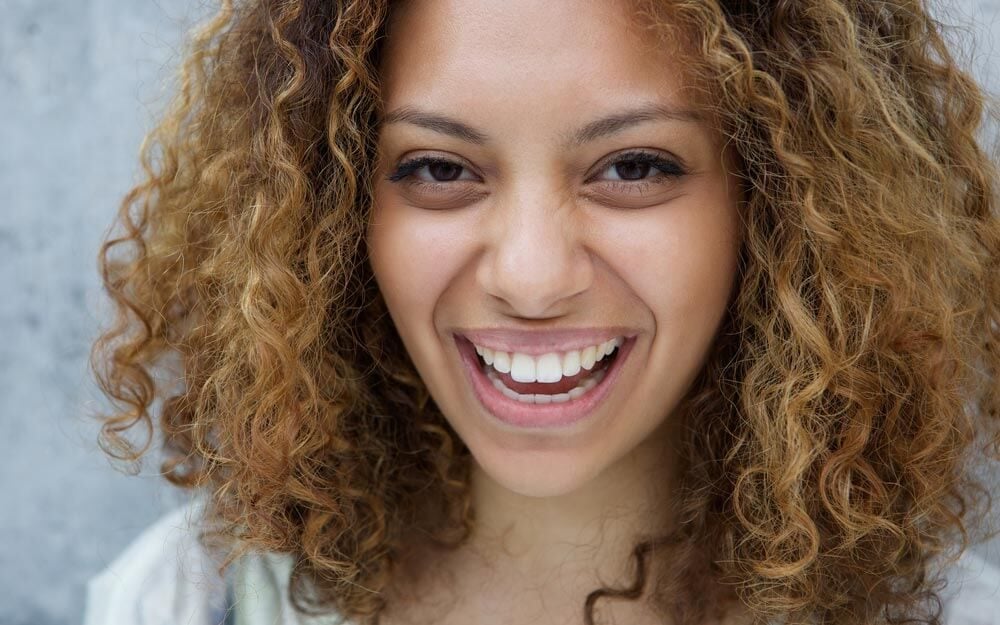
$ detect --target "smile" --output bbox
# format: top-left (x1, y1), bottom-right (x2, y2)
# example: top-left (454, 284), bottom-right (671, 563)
top-left (454, 333), bottom-right (636, 429)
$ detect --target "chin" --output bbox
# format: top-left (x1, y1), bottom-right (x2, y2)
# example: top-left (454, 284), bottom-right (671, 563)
top-left (468, 434), bottom-right (628, 500)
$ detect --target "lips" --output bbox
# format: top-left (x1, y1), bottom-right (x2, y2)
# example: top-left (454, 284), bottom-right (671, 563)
top-left (454, 333), bottom-right (636, 429)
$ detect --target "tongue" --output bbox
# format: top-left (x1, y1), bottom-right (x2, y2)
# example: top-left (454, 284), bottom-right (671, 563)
top-left (496, 356), bottom-right (612, 395)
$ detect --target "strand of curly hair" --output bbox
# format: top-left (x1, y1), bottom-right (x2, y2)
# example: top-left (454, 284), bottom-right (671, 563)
top-left (90, 1), bottom-right (999, 624)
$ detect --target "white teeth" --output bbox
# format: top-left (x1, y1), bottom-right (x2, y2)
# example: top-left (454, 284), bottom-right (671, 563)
top-left (473, 336), bottom-right (624, 384)
top-left (486, 367), bottom-right (607, 404)
top-left (509, 353), bottom-right (536, 383)
top-left (535, 353), bottom-right (563, 383)
top-left (492, 350), bottom-right (511, 374)
top-left (561, 350), bottom-right (581, 377)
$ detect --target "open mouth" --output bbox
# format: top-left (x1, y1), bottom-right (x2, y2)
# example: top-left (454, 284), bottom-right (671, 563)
top-left (454, 334), bottom-right (636, 429)
top-left (475, 342), bottom-right (621, 403)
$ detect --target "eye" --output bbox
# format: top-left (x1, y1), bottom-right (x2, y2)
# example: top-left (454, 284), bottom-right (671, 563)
top-left (582, 150), bottom-right (688, 208)
top-left (385, 154), bottom-right (487, 209)
top-left (387, 156), bottom-right (479, 183)
top-left (590, 150), bottom-right (686, 184)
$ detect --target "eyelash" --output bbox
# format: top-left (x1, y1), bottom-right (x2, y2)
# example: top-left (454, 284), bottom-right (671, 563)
top-left (386, 150), bottom-right (687, 187)
top-left (387, 156), bottom-right (461, 183)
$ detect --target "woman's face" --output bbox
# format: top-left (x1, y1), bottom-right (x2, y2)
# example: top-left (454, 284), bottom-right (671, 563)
top-left (368, 0), bottom-right (742, 498)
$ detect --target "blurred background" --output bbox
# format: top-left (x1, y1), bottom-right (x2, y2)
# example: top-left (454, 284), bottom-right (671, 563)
top-left (1, 1), bottom-right (999, 624)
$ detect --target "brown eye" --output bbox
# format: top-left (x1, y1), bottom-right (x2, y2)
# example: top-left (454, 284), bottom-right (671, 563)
top-left (594, 151), bottom-right (685, 183)
top-left (385, 155), bottom-right (487, 209)
top-left (583, 150), bottom-right (689, 208)
top-left (428, 161), bottom-right (464, 181)
top-left (613, 161), bottom-right (652, 181)
top-left (387, 156), bottom-right (479, 184)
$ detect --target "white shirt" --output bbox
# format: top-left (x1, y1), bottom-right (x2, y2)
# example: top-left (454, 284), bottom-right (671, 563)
top-left (84, 497), bottom-right (1000, 625)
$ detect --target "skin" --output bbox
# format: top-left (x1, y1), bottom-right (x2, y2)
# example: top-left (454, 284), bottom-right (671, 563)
top-left (366, 1), bottom-right (744, 622)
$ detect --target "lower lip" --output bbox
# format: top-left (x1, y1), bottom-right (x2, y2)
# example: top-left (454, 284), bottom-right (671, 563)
top-left (455, 335), bottom-right (636, 429)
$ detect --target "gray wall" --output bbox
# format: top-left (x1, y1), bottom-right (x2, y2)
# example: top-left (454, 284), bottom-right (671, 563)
top-left (1, 2), bottom-right (999, 625)
top-left (2, 2), bottom-right (210, 624)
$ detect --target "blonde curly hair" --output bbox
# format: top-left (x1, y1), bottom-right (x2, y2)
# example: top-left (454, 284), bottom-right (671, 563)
top-left (91, 1), bottom-right (1000, 623)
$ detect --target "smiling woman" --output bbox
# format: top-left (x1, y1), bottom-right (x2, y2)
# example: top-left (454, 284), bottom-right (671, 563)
top-left (368, 1), bottom-right (743, 517)
top-left (87, 1), bottom-right (999, 625)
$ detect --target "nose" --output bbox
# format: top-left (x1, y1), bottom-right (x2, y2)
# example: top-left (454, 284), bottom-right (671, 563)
top-left (476, 187), bottom-right (594, 318)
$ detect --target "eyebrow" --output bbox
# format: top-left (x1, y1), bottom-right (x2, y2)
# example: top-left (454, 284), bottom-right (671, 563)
top-left (379, 103), bottom-right (702, 146)
top-left (380, 107), bottom-right (489, 145)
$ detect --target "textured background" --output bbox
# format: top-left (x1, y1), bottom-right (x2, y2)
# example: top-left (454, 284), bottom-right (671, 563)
top-left (1, 2), bottom-right (999, 625)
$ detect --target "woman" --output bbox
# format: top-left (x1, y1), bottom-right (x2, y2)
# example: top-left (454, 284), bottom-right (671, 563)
top-left (85, 0), bottom-right (1000, 624)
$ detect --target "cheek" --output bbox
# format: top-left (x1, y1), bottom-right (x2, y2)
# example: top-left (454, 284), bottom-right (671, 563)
top-left (601, 188), bottom-right (741, 326)
top-left (366, 201), bottom-right (479, 321)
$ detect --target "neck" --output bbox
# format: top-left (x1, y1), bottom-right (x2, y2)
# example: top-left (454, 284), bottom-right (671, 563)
top-left (452, 418), bottom-right (680, 617)
top-left (382, 418), bottom-right (751, 625)
top-left (382, 420), bottom-right (697, 625)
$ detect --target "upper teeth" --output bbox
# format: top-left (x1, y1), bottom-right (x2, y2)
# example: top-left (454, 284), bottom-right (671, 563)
top-left (473, 337), bottom-right (624, 383)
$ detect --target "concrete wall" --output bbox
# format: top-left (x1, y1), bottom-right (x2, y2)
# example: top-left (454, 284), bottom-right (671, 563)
top-left (1, 1), bottom-right (998, 624)
top-left (2, 2), bottom-right (209, 623)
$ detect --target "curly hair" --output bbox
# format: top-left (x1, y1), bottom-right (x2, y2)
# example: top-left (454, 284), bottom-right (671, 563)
top-left (90, 1), bottom-right (1000, 624)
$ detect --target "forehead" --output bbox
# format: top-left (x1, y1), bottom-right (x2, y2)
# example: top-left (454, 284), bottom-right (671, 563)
top-left (379, 0), bottom-right (698, 115)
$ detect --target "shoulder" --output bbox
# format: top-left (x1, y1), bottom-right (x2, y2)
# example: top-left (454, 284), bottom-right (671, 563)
top-left (230, 550), bottom-right (353, 625)
top-left (941, 548), bottom-right (1000, 625)
top-left (83, 496), bottom-right (229, 625)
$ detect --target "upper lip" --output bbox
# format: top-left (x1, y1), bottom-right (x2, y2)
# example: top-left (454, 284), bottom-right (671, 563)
top-left (454, 327), bottom-right (637, 355)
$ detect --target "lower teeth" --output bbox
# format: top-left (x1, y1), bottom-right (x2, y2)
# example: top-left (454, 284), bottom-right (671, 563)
top-left (485, 367), bottom-right (608, 404)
